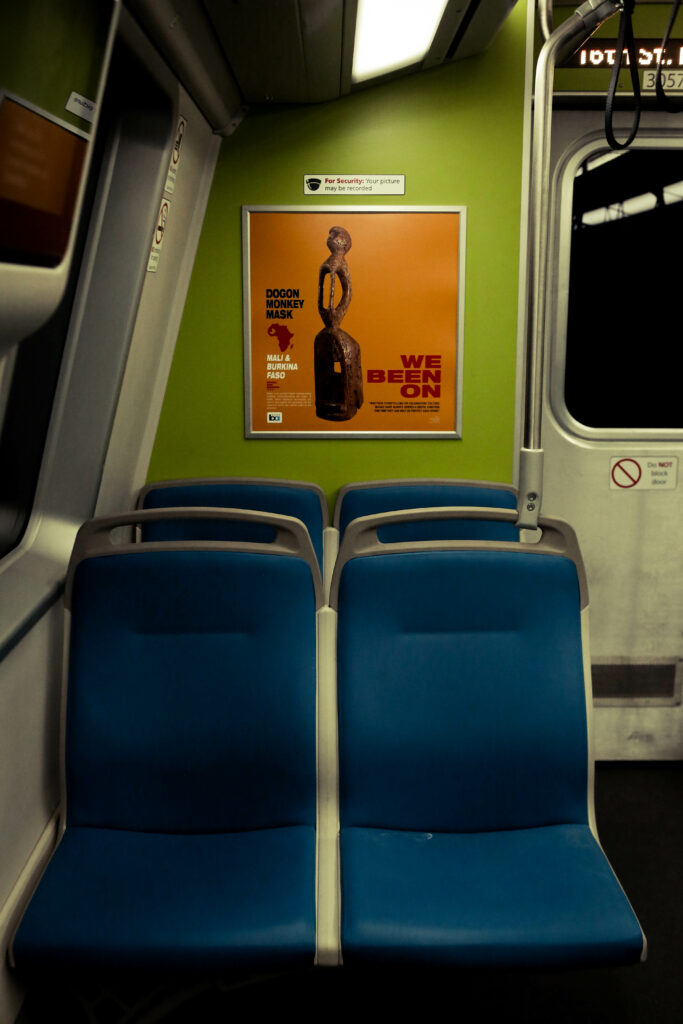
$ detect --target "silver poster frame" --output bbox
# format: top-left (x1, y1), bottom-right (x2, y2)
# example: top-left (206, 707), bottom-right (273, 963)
top-left (242, 205), bottom-right (466, 439)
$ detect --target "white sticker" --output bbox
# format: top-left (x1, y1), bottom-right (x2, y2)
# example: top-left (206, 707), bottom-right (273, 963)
top-left (642, 69), bottom-right (683, 93)
top-left (303, 174), bottom-right (405, 195)
top-left (165, 115), bottom-right (187, 194)
top-left (610, 456), bottom-right (678, 490)
top-left (65, 91), bottom-right (96, 123)
top-left (147, 197), bottom-right (171, 273)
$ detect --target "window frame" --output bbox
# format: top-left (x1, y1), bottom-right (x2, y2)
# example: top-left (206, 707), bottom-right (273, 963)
top-left (0, 12), bottom-right (177, 658)
top-left (548, 126), bottom-right (683, 442)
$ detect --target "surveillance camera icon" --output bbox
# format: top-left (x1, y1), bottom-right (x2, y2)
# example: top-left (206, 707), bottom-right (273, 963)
top-left (306, 177), bottom-right (322, 191)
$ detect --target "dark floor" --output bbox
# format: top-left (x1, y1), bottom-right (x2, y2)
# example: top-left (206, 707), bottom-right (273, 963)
top-left (16, 762), bottom-right (683, 1024)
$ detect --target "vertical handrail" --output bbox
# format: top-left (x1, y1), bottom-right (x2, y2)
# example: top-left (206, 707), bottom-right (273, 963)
top-left (517, 1), bottom-right (622, 529)
top-left (538, 0), bottom-right (554, 41)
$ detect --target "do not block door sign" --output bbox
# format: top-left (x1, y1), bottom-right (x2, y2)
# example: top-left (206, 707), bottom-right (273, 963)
top-left (165, 115), bottom-right (187, 194)
top-left (610, 456), bottom-right (678, 490)
top-left (147, 198), bottom-right (170, 273)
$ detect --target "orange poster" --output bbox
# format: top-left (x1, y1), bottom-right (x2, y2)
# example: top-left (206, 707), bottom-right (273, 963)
top-left (243, 206), bottom-right (465, 438)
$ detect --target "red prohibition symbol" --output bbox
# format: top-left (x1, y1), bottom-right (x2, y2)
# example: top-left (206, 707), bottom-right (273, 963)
top-left (155, 202), bottom-right (168, 246)
top-left (611, 458), bottom-right (642, 488)
top-left (173, 119), bottom-right (185, 164)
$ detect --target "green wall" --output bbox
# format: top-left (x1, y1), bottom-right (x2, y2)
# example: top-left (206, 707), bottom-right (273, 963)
top-left (148, 2), bottom-right (529, 517)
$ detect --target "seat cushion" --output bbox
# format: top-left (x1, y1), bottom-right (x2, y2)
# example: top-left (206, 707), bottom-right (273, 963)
top-left (338, 550), bottom-right (588, 833)
top-left (341, 824), bottom-right (643, 966)
top-left (67, 551), bottom-right (317, 833)
top-left (13, 824), bottom-right (316, 971)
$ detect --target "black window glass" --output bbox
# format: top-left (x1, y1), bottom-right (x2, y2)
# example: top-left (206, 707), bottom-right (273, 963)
top-left (565, 147), bottom-right (683, 429)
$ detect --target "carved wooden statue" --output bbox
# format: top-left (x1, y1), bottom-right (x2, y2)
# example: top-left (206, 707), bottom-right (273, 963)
top-left (314, 226), bottom-right (363, 421)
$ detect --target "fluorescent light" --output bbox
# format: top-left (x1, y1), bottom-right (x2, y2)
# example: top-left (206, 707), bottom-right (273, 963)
top-left (581, 193), bottom-right (657, 226)
top-left (664, 181), bottom-right (683, 205)
top-left (352, 0), bottom-right (449, 85)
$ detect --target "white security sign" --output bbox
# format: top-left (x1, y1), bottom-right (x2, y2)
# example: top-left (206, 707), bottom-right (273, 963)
top-left (303, 174), bottom-right (405, 195)
top-left (610, 456), bottom-right (678, 490)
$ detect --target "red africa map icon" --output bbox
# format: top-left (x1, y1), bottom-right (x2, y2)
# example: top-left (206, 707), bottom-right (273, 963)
top-left (267, 323), bottom-right (294, 352)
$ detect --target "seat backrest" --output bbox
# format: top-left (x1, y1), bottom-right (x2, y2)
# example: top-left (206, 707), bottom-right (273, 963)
top-left (138, 478), bottom-right (329, 570)
top-left (334, 479), bottom-right (519, 542)
top-left (64, 509), bottom-right (321, 834)
top-left (332, 509), bottom-right (591, 835)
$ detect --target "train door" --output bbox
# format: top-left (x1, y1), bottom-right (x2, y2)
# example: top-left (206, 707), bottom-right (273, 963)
top-left (540, 106), bottom-right (683, 759)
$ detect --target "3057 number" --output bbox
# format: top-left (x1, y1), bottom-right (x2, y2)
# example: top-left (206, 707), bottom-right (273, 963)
top-left (642, 69), bottom-right (683, 91)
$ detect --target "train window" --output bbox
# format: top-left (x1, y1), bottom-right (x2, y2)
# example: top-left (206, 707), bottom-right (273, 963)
top-left (0, 107), bottom-right (106, 561)
top-left (561, 145), bottom-right (683, 431)
top-left (0, 0), bottom-right (117, 559)
top-left (0, 98), bottom-right (88, 268)
top-left (0, 0), bottom-right (117, 359)
top-left (0, 25), bottom-right (173, 566)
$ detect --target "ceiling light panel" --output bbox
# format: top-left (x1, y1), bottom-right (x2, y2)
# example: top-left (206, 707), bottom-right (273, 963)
top-left (351, 0), bottom-right (450, 84)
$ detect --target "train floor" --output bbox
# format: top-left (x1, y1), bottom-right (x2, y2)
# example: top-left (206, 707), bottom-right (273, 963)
top-left (16, 762), bottom-right (682, 1024)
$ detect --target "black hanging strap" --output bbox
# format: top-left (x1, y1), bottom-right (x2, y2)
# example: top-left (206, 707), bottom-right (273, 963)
top-left (604, 0), bottom-right (641, 150)
top-left (656, 0), bottom-right (683, 112)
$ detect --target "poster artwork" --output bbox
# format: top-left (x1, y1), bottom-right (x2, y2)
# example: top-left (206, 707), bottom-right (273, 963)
top-left (243, 207), bottom-right (465, 438)
top-left (314, 226), bottom-right (363, 421)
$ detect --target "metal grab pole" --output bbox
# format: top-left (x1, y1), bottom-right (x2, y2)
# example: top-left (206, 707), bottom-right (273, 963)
top-left (538, 0), bottom-right (554, 41)
top-left (517, 0), bottom-right (622, 529)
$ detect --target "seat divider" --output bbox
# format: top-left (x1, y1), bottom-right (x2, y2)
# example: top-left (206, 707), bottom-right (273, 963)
top-left (322, 527), bottom-right (339, 605)
top-left (315, 605), bottom-right (342, 966)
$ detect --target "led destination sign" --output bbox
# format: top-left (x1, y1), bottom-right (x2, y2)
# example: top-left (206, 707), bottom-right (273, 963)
top-left (562, 40), bottom-right (683, 68)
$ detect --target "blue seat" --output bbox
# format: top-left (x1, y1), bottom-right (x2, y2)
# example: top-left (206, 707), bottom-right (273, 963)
top-left (334, 479), bottom-right (519, 542)
top-left (331, 508), bottom-right (645, 967)
top-left (138, 478), bottom-right (329, 571)
top-left (12, 508), bottom-right (322, 972)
